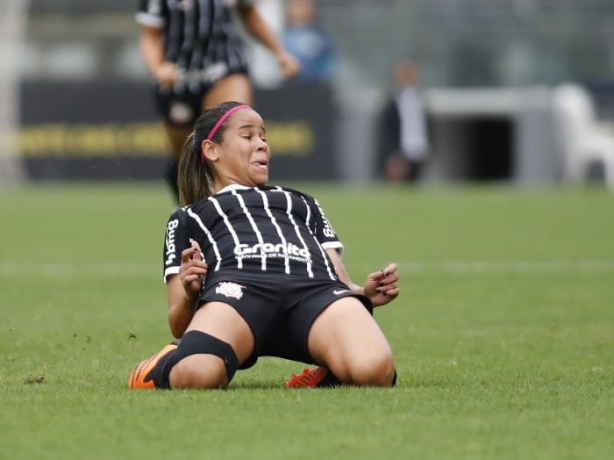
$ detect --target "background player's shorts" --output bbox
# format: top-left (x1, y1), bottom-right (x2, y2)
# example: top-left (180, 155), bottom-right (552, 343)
top-left (151, 69), bottom-right (249, 127)
top-left (197, 271), bottom-right (373, 368)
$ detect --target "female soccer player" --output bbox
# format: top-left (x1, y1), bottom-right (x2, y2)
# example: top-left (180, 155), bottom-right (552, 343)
top-left (136, 0), bottom-right (300, 202)
top-left (128, 101), bottom-right (400, 389)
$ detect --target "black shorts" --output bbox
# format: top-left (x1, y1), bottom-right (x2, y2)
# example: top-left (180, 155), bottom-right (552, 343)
top-left (197, 271), bottom-right (373, 368)
top-left (152, 68), bottom-right (249, 127)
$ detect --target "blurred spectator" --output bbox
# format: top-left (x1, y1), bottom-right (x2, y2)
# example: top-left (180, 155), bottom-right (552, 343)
top-left (283, 0), bottom-right (336, 84)
top-left (378, 60), bottom-right (430, 182)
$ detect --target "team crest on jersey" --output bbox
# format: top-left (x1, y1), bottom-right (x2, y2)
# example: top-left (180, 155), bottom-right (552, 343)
top-left (215, 282), bottom-right (244, 300)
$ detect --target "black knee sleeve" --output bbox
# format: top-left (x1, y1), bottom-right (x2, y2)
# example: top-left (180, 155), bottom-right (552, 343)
top-left (156, 331), bottom-right (239, 388)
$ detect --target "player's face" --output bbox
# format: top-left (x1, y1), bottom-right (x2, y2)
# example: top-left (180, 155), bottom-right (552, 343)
top-left (216, 109), bottom-right (270, 188)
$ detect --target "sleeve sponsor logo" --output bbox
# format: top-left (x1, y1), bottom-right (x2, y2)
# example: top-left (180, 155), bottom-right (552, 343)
top-left (165, 219), bottom-right (179, 266)
top-left (314, 199), bottom-right (335, 238)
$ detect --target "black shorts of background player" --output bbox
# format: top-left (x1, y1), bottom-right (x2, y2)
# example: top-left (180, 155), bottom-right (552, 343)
top-left (128, 101), bottom-right (401, 390)
top-left (136, 0), bottom-right (300, 203)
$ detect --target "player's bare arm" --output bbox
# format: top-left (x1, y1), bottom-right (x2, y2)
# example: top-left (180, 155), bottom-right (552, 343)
top-left (237, 4), bottom-right (301, 80)
top-left (139, 25), bottom-right (178, 88)
top-left (167, 242), bottom-right (208, 338)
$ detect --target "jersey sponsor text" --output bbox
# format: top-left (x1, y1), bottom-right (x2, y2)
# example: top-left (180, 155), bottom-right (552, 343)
top-left (234, 242), bottom-right (310, 262)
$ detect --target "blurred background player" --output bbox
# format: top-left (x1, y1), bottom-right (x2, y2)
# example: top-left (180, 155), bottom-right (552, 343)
top-left (378, 60), bottom-right (430, 183)
top-left (136, 0), bottom-right (301, 203)
top-left (282, 0), bottom-right (336, 84)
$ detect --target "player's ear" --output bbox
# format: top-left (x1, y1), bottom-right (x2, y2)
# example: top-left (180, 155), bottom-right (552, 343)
top-left (201, 139), bottom-right (219, 162)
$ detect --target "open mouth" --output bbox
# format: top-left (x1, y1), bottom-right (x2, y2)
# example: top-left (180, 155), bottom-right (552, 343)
top-left (253, 160), bottom-right (269, 170)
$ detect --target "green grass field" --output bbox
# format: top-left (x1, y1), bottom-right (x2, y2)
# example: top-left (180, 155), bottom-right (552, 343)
top-left (1, 183), bottom-right (613, 460)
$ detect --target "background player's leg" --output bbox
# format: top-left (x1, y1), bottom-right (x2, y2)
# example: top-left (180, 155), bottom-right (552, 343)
top-left (307, 297), bottom-right (396, 386)
top-left (202, 74), bottom-right (253, 109)
top-left (162, 124), bottom-right (192, 204)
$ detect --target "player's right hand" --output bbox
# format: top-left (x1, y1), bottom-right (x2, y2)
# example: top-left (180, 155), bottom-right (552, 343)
top-left (154, 62), bottom-right (179, 88)
top-left (179, 241), bottom-right (208, 297)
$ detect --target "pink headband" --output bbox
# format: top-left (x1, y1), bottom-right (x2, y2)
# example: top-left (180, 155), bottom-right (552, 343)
top-left (201, 104), bottom-right (250, 162)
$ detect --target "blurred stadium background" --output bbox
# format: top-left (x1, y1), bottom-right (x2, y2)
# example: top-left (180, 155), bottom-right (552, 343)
top-left (2, 0), bottom-right (614, 187)
top-left (3, 4), bottom-right (614, 457)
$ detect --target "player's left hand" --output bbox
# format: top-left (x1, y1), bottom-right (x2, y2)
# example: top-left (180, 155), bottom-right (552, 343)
top-left (363, 263), bottom-right (399, 307)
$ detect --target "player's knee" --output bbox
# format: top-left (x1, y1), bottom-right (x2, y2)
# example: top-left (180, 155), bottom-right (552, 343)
top-left (347, 350), bottom-right (395, 387)
top-left (170, 355), bottom-right (228, 389)
top-left (165, 330), bottom-right (239, 389)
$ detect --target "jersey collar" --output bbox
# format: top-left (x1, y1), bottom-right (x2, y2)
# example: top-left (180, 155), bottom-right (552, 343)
top-left (216, 184), bottom-right (252, 195)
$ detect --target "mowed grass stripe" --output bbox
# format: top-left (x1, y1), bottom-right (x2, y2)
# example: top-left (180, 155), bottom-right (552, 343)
top-left (3, 259), bottom-right (614, 276)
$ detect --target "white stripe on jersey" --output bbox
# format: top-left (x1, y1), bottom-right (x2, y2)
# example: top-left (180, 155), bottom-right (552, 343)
top-left (135, 12), bottom-right (164, 28)
top-left (211, 0), bottom-right (224, 62)
top-left (210, 197), bottom-right (243, 269)
top-left (187, 207), bottom-right (222, 272)
top-left (303, 194), bottom-right (311, 226)
top-left (178, 0), bottom-right (197, 71)
top-left (167, 7), bottom-right (183, 72)
top-left (232, 189), bottom-right (267, 271)
top-left (191, 0), bottom-right (209, 73)
top-left (228, 43), bottom-right (239, 70)
top-left (281, 189), bottom-right (314, 278)
top-left (256, 189), bottom-right (290, 274)
top-left (300, 195), bottom-right (337, 280)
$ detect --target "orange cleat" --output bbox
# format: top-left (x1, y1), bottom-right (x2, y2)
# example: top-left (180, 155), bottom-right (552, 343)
top-left (128, 343), bottom-right (178, 389)
top-left (284, 366), bottom-right (330, 388)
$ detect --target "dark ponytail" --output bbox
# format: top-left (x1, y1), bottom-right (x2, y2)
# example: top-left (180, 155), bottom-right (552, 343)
top-left (177, 101), bottom-right (246, 206)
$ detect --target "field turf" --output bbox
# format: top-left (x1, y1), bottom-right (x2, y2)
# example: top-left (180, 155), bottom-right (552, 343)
top-left (1, 183), bottom-right (612, 459)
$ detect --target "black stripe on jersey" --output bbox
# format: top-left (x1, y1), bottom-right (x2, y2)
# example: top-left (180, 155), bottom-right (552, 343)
top-left (209, 196), bottom-right (244, 269)
top-left (255, 188), bottom-right (291, 274)
top-left (165, 2), bottom-right (183, 63)
top-left (186, 207), bottom-right (222, 271)
top-left (177, 0), bottom-right (197, 71)
top-left (192, 0), bottom-right (212, 72)
top-left (279, 188), bottom-right (314, 278)
top-left (298, 194), bottom-right (337, 280)
top-left (231, 189), bottom-right (267, 271)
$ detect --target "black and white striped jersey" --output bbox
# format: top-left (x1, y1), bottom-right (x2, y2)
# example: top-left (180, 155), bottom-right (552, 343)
top-left (136, 0), bottom-right (251, 90)
top-left (163, 185), bottom-right (344, 283)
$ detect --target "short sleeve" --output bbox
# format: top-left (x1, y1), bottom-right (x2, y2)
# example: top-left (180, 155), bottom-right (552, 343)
top-left (136, 0), bottom-right (167, 28)
top-left (306, 194), bottom-right (344, 256)
top-left (162, 208), bottom-right (190, 283)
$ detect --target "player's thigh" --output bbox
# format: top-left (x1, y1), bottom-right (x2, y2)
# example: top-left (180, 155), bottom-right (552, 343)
top-left (186, 301), bottom-right (255, 365)
top-left (162, 124), bottom-right (192, 159)
top-left (308, 297), bottom-right (392, 368)
top-left (203, 73), bottom-right (253, 108)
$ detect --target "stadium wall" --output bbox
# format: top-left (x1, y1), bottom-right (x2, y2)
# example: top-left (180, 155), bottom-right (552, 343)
top-left (19, 81), bottom-right (337, 181)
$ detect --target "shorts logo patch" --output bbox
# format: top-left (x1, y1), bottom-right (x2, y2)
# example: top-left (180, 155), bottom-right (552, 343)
top-left (170, 101), bottom-right (193, 125)
top-left (216, 282), bottom-right (244, 300)
top-left (333, 289), bottom-right (350, 295)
